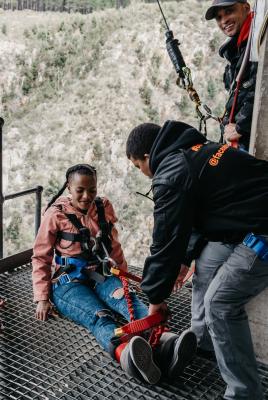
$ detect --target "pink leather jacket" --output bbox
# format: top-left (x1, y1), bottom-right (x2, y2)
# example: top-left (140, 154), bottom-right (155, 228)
top-left (32, 196), bottom-right (127, 302)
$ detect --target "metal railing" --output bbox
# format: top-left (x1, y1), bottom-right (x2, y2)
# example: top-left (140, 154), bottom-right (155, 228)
top-left (0, 118), bottom-right (43, 258)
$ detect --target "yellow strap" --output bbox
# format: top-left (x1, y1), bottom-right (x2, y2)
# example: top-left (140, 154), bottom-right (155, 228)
top-left (110, 267), bottom-right (120, 276)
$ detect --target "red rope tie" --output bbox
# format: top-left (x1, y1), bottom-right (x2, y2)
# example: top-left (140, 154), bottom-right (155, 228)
top-left (149, 324), bottom-right (169, 349)
top-left (120, 276), bottom-right (135, 322)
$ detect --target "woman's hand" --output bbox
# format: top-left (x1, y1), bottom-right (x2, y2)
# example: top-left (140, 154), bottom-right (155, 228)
top-left (35, 300), bottom-right (53, 321)
top-left (173, 264), bottom-right (190, 293)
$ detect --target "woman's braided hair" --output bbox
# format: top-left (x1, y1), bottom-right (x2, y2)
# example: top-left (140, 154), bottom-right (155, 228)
top-left (46, 164), bottom-right (96, 211)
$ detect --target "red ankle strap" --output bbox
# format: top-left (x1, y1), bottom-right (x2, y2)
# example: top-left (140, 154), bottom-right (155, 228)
top-left (115, 342), bottom-right (128, 363)
top-left (115, 310), bottom-right (169, 337)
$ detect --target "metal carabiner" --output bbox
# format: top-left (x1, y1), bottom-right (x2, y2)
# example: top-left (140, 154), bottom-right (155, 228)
top-left (101, 242), bottom-right (118, 267)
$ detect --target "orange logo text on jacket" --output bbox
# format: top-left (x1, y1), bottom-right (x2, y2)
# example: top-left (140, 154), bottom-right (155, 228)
top-left (191, 144), bottom-right (203, 152)
top-left (209, 144), bottom-right (229, 167)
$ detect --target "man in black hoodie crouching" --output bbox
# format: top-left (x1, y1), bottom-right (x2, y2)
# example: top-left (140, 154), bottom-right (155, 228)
top-left (126, 120), bottom-right (268, 400)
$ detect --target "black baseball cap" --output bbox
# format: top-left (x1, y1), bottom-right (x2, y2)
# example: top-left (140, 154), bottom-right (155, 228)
top-left (205, 0), bottom-right (247, 20)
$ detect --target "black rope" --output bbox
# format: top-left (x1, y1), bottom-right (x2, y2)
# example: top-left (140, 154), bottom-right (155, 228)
top-left (135, 187), bottom-right (153, 202)
top-left (156, 0), bottom-right (169, 31)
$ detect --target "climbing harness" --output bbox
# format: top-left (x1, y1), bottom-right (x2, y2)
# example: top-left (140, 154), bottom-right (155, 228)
top-left (53, 196), bottom-right (193, 347)
top-left (52, 197), bottom-right (167, 340)
top-left (52, 197), bottom-right (115, 287)
top-left (156, 0), bottom-right (221, 136)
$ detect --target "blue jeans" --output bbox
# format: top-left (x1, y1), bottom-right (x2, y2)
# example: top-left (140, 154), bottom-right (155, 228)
top-left (192, 240), bottom-right (268, 400)
top-left (52, 276), bottom-right (148, 354)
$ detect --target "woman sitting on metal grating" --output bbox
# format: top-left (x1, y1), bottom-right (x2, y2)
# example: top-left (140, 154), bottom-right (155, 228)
top-left (32, 163), bottom-right (196, 384)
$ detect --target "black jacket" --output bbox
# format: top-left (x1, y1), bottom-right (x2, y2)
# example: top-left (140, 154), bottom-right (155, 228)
top-left (141, 120), bottom-right (268, 304)
top-left (220, 36), bottom-right (258, 150)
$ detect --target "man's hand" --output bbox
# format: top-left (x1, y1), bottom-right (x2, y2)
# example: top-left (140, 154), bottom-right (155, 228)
top-left (148, 302), bottom-right (168, 316)
top-left (223, 123), bottom-right (242, 145)
top-left (35, 300), bottom-right (57, 321)
top-left (173, 264), bottom-right (189, 293)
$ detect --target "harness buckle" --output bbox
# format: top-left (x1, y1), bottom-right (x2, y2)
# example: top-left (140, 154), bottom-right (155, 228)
top-left (58, 274), bottom-right (71, 285)
top-left (102, 258), bottom-right (112, 276)
top-left (243, 233), bottom-right (258, 248)
top-left (243, 233), bottom-right (268, 261)
top-left (55, 255), bottom-right (69, 267)
top-left (52, 273), bottom-right (71, 290)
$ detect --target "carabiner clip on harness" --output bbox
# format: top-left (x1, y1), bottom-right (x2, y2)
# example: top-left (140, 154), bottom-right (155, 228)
top-left (93, 236), bottom-right (115, 277)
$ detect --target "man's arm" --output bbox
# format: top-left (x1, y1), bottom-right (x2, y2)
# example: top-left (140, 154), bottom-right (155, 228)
top-left (235, 84), bottom-right (255, 136)
top-left (141, 170), bottom-right (194, 306)
top-left (224, 62), bottom-right (258, 146)
top-left (183, 230), bottom-right (208, 267)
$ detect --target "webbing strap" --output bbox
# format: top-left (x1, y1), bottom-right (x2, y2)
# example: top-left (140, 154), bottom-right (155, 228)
top-left (54, 255), bottom-right (88, 268)
top-left (95, 197), bottom-right (110, 236)
top-left (111, 266), bottom-right (194, 286)
top-left (114, 311), bottom-right (169, 337)
top-left (65, 213), bottom-right (84, 230)
top-left (58, 214), bottom-right (91, 244)
top-left (57, 231), bottom-right (83, 242)
top-left (110, 267), bottom-right (142, 283)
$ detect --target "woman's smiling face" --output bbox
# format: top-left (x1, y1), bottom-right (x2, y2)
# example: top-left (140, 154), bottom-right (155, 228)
top-left (68, 173), bottom-right (97, 211)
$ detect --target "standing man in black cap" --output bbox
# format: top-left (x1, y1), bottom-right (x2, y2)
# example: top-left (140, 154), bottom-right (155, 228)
top-left (205, 0), bottom-right (257, 150)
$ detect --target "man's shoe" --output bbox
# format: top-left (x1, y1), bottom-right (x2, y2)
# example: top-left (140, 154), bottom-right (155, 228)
top-left (120, 336), bottom-right (161, 384)
top-left (196, 347), bottom-right (216, 362)
top-left (154, 330), bottom-right (197, 380)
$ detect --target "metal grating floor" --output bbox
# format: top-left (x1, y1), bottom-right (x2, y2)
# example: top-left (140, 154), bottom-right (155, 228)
top-left (1, 265), bottom-right (268, 400)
